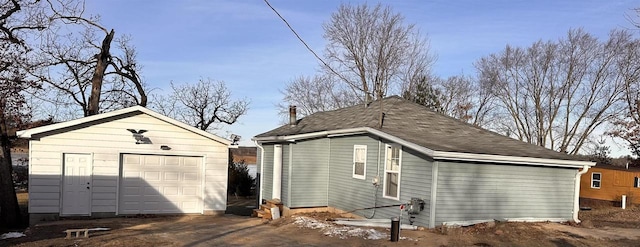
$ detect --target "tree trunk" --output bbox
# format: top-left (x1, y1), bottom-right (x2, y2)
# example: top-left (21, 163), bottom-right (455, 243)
top-left (87, 29), bottom-right (115, 116)
top-left (0, 109), bottom-right (21, 227)
top-left (131, 72), bottom-right (147, 107)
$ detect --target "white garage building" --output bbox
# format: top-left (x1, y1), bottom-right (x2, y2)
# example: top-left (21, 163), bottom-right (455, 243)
top-left (17, 106), bottom-right (231, 224)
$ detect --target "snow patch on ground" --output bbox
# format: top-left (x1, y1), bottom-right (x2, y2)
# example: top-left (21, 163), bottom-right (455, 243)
top-left (293, 216), bottom-right (333, 229)
top-left (293, 216), bottom-right (389, 240)
top-left (326, 227), bottom-right (389, 240)
top-left (1, 232), bottom-right (25, 239)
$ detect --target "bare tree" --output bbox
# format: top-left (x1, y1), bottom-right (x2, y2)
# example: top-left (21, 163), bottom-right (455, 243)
top-left (0, 42), bottom-right (35, 228)
top-left (477, 29), bottom-right (631, 154)
top-left (278, 74), bottom-right (358, 119)
top-left (624, 8), bottom-right (640, 29)
top-left (280, 3), bottom-right (435, 119)
top-left (0, 0), bottom-right (51, 227)
top-left (107, 35), bottom-right (147, 107)
top-left (323, 3), bottom-right (435, 103)
top-left (435, 75), bottom-right (497, 126)
top-left (152, 78), bottom-right (249, 132)
top-left (401, 74), bottom-right (497, 127)
top-left (86, 28), bottom-right (114, 116)
top-left (29, 1), bottom-right (147, 118)
top-left (0, 0), bottom-right (148, 226)
top-left (608, 25), bottom-right (640, 156)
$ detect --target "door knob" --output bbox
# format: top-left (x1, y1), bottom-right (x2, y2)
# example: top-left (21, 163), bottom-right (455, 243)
top-left (86, 186), bottom-right (90, 189)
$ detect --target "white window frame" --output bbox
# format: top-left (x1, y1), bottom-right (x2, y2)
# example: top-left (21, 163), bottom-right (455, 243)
top-left (383, 144), bottom-right (402, 200)
top-left (591, 172), bottom-right (601, 189)
top-left (634, 177), bottom-right (640, 188)
top-left (352, 145), bottom-right (367, 180)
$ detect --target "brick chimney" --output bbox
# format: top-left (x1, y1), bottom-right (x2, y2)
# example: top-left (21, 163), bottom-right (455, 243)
top-left (289, 105), bottom-right (297, 126)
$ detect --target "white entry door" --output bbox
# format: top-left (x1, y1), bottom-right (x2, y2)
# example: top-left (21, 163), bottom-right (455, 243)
top-left (62, 154), bottom-right (92, 215)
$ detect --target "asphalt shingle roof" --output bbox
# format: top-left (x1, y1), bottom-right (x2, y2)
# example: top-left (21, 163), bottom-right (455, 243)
top-left (256, 96), bottom-right (584, 161)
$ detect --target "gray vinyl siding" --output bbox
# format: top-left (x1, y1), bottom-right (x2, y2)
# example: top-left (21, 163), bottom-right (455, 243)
top-left (395, 148), bottom-right (432, 226)
top-left (327, 135), bottom-right (432, 226)
top-left (434, 161), bottom-right (575, 225)
top-left (328, 135), bottom-right (379, 213)
top-left (261, 144), bottom-right (274, 201)
top-left (290, 139), bottom-right (330, 207)
top-left (281, 144), bottom-right (289, 207)
top-left (260, 134), bottom-right (578, 228)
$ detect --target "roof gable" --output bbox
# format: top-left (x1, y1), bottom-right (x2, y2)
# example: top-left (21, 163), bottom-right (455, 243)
top-left (17, 106), bottom-right (231, 145)
top-left (255, 96), bottom-right (589, 163)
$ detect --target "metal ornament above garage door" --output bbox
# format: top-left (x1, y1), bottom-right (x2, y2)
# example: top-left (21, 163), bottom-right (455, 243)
top-left (119, 154), bottom-right (203, 214)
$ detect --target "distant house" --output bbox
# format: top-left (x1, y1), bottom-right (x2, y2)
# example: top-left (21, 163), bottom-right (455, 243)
top-left (253, 96), bottom-right (595, 228)
top-left (18, 106), bottom-right (231, 224)
top-left (580, 164), bottom-right (640, 204)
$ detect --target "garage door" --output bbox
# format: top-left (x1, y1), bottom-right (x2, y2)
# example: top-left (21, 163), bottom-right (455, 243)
top-left (119, 154), bottom-right (203, 214)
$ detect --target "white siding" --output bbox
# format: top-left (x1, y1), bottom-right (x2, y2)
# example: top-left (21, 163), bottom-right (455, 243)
top-left (28, 113), bottom-right (228, 214)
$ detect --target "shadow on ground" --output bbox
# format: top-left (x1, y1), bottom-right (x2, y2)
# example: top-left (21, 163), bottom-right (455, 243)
top-left (225, 196), bottom-right (256, 216)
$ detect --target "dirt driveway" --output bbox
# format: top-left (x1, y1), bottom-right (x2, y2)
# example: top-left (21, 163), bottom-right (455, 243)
top-left (3, 214), bottom-right (428, 247)
top-left (3, 196), bottom-right (640, 247)
top-left (4, 215), bottom-right (346, 247)
top-left (2, 213), bottom-right (640, 247)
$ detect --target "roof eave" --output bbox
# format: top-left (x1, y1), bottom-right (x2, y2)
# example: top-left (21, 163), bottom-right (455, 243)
top-left (252, 127), bottom-right (595, 169)
top-left (433, 151), bottom-right (594, 168)
top-left (17, 106), bottom-right (232, 146)
top-left (17, 106), bottom-right (148, 139)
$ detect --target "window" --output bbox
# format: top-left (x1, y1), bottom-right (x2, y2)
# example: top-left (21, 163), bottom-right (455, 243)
top-left (383, 144), bottom-right (401, 200)
top-left (634, 177), bottom-right (640, 188)
top-left (591, 172), bottom-right (601, 189)
top-left (352, 145), bottom-right (367, 179)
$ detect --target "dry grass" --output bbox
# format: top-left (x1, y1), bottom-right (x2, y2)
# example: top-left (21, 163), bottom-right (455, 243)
top-left (580, 197), bottom-right (640, 228)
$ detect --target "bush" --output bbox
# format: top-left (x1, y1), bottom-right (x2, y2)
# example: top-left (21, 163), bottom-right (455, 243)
top-left (12, 165), bottom-right (28, 191)
top-left (228, 161), bottom-right (255, 197)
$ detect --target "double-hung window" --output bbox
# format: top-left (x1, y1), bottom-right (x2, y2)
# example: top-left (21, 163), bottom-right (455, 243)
top-left (352, 145), bottom-right (367, 179)
top-left (591, 172), bottom-right (601, 189)
top-left (383, 144), bottom-right (401, 200)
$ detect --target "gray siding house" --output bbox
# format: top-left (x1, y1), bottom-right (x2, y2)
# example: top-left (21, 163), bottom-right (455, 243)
top-left (253, 96), bottom-right (595, 228)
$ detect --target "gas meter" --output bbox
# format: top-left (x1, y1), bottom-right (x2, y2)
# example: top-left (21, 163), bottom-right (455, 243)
top-left (407, 198), bottom-right (425, 215)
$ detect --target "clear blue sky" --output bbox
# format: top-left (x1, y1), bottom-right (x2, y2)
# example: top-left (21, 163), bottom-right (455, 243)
top-left (86, 0), bottom-right (638, 151)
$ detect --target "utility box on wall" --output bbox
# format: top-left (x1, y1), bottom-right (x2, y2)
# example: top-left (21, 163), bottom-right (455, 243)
top-left (408, 198), bottom-right (425, 215)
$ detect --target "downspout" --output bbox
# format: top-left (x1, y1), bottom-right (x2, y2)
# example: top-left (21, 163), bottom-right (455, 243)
top-left (254, 140), bottom-right (265, 204)
top-left (573, 165), bottom-right (590, 223)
